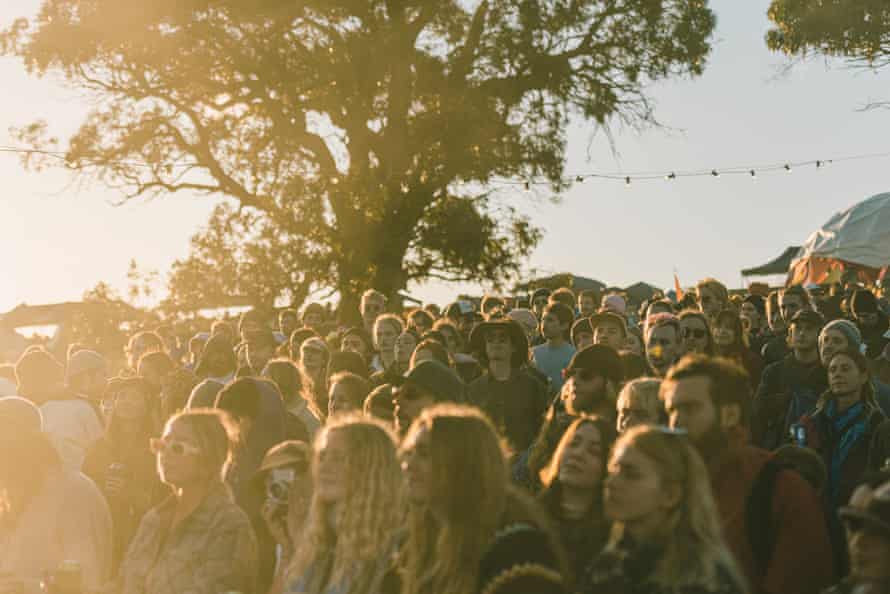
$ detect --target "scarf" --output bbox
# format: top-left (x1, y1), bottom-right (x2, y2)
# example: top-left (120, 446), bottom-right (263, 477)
top-left (825, 399), bottom-right (868, 505)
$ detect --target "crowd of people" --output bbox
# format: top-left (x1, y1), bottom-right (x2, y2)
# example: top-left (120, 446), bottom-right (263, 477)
top-left (2, 278), bottom-right (890, 594)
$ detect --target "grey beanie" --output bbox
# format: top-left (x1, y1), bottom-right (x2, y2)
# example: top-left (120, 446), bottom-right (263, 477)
top-left (820, 319), bottom-right (863, 352)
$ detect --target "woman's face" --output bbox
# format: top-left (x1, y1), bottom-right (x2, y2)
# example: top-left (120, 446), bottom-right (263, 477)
top-left (557, 423), bottom-right (604, 491)
top-left (375, 322), bottom-right (399, 354)
top-left (315, 429), bottom-right (350, 504)
top-left (115, 387), bottom-right (149, 421)
top-left (604, 442), bottom-right (670, 526)
top-left (327, 381), bottom-right (360, 417)
top-left (712, 320), bottom-right (736, 347)
top-left (680, 317), bottom-right (709, 354)
top-left (828, 354), bottom-right (868, 397)
top-left (300, 346), bottom-right (325, 373)
top-left (395, 333), bottom-right (418, 368)
top-left (401, 425), bottom-right (433, 505)
top-left (342, 334), bottom-right (369, 359)
top-left (156, 420), bottom-right (204, 488)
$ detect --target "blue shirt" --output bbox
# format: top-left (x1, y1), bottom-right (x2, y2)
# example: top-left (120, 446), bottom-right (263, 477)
top-left (532, 342), bottom-right (576, 393)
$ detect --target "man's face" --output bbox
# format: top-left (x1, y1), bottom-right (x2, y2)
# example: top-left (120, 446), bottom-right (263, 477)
top-left (303, 312), bottom-right (324, 330)
top-left (485, 328), bottom-right (514, 364)
top-left (246, 341), bottom-right (275, 372)
top-left (697, 287), bottom-right (723, 320)
top-left (789, 322), bottom-right (819, 352)
top-left (279, 314), bottom-right (299, 337)
top-left (410, 314), bottom-right (432, 336)
top-left (564, 371), bottom-right (607, 415)
top-left (854, 309), bottom-right (880, 328)
top-left (541, 312), bottom-right (566, 340)
top-left (579, 296), bottom-right (597, 317)
top-left (361, 297), bottom-right (386, 327)
top-left (780, 295), bottom-right (805, 324)
top-left (342, 334), bottom-right (369, 358)
top-left (533, 296), bottom-right (549, 319)
top-left (661, 377), bottom-right (722, 452)
top-left (819, 328), bottom-right (849, 366)
top-left (645, 325), bottom-right (682, 376)
top-left (593, 320), bottom-right (624, 352)
top-left (574, 331), bottom-right (594, 351)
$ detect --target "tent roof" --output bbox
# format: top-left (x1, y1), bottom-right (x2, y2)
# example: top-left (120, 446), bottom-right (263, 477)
top-left (794, 193), bottom-right (890, 269)
top-left (742, 246), bottom-right (801, 277)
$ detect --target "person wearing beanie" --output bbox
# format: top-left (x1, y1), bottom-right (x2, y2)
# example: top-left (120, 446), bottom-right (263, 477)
top-left (851, 289), bottom-right (890, 359)
top-left (821, 319), bottom-right (890, 417)
top-left (0, 397), bottom-right (113, 592)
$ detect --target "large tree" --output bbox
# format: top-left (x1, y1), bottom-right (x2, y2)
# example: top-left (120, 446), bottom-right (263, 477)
top-left (4, 0), bottom-right (716, 311)
top-left (767, 0), bottom-right (890, 69)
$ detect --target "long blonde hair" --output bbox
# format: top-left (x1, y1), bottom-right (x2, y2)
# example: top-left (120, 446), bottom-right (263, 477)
top-left (608, 426), bottom-right (747, 592)
top-left (287, 415), bottom-right (402, 594)
top-left (400, 405), bottom-right (510, 594)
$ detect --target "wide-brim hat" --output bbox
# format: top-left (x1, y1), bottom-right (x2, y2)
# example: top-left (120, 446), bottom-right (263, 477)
top-left (469, 318), bottom-right (529, 367)
top-left (394, 360), bottom-right (465, 403)
top-left (564, 345), bottom-right (623, 385)
top-left (589, 311), bottom-right (628, 337)
top-left (252, 440), bottom-right (311, 489)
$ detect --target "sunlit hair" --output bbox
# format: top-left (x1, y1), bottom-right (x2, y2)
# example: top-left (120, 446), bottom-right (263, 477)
top-left (539, 415), bottom-right (615, 489)
top-left (608, 426), bottom-right (746, 591)
top-left (107, 377), bottom-right (158, 444)
top-left (695, 278), bottom-right (728, 305)
top-left (127, 330), bottom-right (164, 358)
top-left (373, 314), bottom-right (405, 348)
top-left (400, 404), bottom-right (510, 594)
top-left (361, 289), bottom-right (387, 309)
top-left (527, 403), bottom-right (577, 482)
top-left (409, 339), bottom-right (453, 369)
top-left (432, 319), bottom-right (464, 350)
top-left (288, 415), bottom-right (402, 594)
top-left (678, 310), bottom-right (716, 356)
top-left (616, 378), bottom-right (664, 425)
top-left (164, 408), bottom-right (238, 483)
top-left (263, 358), bottom-right (322, 418)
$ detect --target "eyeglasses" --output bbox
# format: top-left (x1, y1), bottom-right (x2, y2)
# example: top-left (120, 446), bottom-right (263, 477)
top-left (682, 328), bottom-right (707, 339)
top-left (150, 437), bottom-right (201, 457)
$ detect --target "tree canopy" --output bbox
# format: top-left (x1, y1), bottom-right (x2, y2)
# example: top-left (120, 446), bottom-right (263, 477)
top-left (3, 0), bottom-right (716, 311)
top-left (767, 0), bottom-right (890, 68)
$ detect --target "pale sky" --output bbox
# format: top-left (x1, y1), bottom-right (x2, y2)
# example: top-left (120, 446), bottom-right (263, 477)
top-left (2, 0), bottom-right (890, 313)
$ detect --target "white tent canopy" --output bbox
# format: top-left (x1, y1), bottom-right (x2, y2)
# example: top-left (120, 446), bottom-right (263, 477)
top-left (792, 192), bottom-right (890, 270)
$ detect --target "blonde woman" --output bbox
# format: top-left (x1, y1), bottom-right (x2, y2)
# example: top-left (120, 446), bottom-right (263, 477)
top-left (583, 425), bottom-right (746, 594)
top-left (400, 404), bottom-right (565, 594)
top-left (284, 415), bottom-right (402, 594)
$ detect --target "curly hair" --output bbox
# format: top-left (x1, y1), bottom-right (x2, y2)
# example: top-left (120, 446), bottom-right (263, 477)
top-left (287, 415), bottom-right (402, 594)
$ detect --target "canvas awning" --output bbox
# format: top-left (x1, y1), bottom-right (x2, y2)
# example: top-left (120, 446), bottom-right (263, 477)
top-left (741, 247), bottom-right (801, 277)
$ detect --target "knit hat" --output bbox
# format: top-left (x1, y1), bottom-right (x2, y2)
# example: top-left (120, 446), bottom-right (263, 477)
top-left (820, 319), bottom-right (863, 352)
top-left (851, 289), bottom-right (879, 314)
top-left (602, 294), bottom-right (627, 315)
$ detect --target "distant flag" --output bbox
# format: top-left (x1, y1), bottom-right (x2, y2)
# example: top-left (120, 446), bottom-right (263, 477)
top-left (674, 271), bottom-right (684, 301)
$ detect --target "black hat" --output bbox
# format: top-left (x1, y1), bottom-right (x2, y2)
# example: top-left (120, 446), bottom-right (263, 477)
top-left (851, 289), bottom-right (879, 314)
top-left (469, 318), bottom-right (530, 368)
top-left (839, 480), bottom-right (890, 539)
top-left (395, 360), bottom-right (464, 403)
top-left (564, 345), bottom-right (623, 385)
top-left (742, 294), bottom-right (767, 316)
top-left (789, 309), bottom-right (825, 329)
top-left (478, 523), bottom-right (564, 594)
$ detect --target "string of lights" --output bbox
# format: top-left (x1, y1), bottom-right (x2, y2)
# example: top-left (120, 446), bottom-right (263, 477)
top-left (493, 150), bottom-right (890, 190)
top-left (2, 144), bottom-right (890, 188)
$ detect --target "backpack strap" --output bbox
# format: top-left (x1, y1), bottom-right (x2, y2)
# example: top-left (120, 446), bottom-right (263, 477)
top-left (745, 458), bottom-right (793, 580)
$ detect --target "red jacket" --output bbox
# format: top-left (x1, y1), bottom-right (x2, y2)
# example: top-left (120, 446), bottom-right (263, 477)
top-left (710, 444), bottom-right (836, 594)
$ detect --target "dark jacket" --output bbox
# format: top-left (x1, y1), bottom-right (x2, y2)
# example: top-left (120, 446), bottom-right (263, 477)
top-left (752, 354), bottom-right (827, 450)
top-left (796, 396), bottom-right (890, 573)
top-left (583, 537), bottom-right (745, 594)
top-left (538, 484), bottom-right (609, 585)
top-left (858, 311), bottom-right (890, 360)
top-left (468, 368), bottom-right (550, 453)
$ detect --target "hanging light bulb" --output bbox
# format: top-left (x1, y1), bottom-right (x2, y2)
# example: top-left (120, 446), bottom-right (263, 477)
top-left (816, 160), bottom-right (823, 169)
top-left (749, 170), bottom-right (757, 180)
top-left (524, 181), bottom-right (531, 192)
top-left (625, 176), bottom-right (632, 187)
top-left (711, 170), bottom-right (720, 178)
top-left (665, 172), bottom-right (677, 181)
top-left (575, 175), bottom-right (584, 183)
top-left (784, 163), bottom-right (792, 173)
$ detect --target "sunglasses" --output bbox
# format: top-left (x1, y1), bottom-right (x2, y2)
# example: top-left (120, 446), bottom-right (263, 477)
top-left (683, 328), bottom-right (707, 339)
top-left (150, 437), bottom-right (201, 457)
